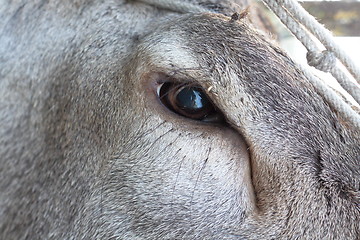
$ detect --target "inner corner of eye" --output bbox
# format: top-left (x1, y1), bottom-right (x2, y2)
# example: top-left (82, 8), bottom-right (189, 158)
top-left (156, 82), bottom-right (164, 97)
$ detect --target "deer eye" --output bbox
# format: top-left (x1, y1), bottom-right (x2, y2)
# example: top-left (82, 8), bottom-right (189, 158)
top-left (158, 82), bottom-right (223, 122)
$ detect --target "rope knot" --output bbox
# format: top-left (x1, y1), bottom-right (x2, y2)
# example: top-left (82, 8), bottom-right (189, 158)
top-left (306, 50), bottom-right (336, 72)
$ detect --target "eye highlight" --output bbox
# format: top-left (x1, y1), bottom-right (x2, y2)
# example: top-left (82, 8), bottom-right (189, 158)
top-left (158, 82), bottom-right (223, 123)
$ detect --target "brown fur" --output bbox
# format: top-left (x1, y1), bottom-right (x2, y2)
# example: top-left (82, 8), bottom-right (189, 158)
top-left (0, 0), bottom-right (359, 239)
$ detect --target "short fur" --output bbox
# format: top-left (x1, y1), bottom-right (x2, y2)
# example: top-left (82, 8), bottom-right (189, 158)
top-left (0, 0), bottom-right (359, 239)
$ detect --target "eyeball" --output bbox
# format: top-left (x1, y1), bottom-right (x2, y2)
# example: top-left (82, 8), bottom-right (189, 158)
top-left (158, 82), bottom-right (223, 123)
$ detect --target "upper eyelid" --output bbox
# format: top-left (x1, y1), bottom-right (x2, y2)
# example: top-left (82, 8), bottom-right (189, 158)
top-left (154, 67), bottom-right (205, 84)
top-left (154, 71), bottom-right (198, 87)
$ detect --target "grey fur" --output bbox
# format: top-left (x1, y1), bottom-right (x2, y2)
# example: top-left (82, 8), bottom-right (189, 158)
top-left (0, 0), bottom-right (359, 239)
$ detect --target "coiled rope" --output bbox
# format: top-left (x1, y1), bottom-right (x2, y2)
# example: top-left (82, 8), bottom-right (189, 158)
top-left (135, 0), bottom-right (360, 128)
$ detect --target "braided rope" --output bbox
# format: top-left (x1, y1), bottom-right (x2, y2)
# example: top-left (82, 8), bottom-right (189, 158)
top-left (262, 0), bottom-right (360, 127)
top-left (262, 0), bottom-right (360, 102)
top-left (298, 65), bottom-right (360, 129)
top-left (280, 0), bottom-right (360, 83)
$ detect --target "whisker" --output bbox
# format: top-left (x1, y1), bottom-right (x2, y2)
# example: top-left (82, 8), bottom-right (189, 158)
top-left (190, 147), bottom-right (212, 218)
top-left (170, 150), bottom-right (185, 215)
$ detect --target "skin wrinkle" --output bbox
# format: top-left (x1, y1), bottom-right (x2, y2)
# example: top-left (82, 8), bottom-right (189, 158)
top-left (1, 0), bottom-right (359, 239)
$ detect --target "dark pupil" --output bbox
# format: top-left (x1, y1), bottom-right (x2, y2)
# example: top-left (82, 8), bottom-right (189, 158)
top-left (176, 87), bottom-right (210, 113)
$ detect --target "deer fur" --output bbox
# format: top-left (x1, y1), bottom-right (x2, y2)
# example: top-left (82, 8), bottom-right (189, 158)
top-left (0, 0), bottom-right (359, 239)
